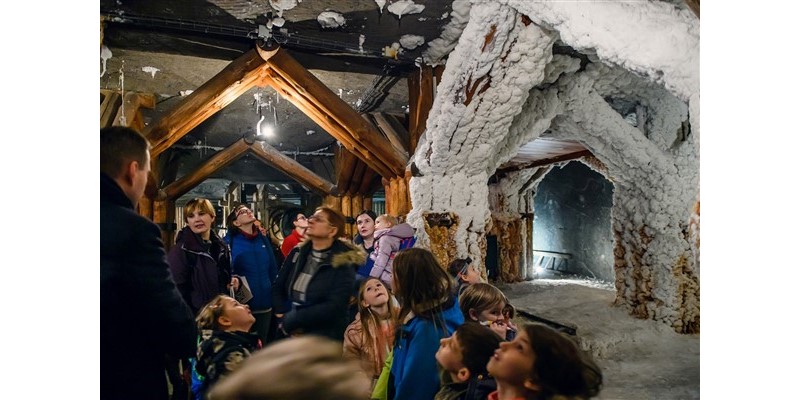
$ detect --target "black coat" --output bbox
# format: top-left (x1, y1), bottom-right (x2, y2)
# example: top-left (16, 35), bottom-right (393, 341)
top-left (167, 226), bottom-right (232, 314)
top-left (100, 173), bottom-right (197, 400)
top-left (273, 239), bottom-right (364, 341)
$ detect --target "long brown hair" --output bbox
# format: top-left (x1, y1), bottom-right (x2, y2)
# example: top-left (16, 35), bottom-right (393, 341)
top-left (392, 248), bottom-right (455, 323)
top-left (356, 277), bottom-right (398, 373)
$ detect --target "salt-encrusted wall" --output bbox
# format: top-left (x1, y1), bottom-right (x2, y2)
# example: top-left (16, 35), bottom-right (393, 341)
top-left (408, 1), bottom-right (557, 273)
top-left (412, 0), bottom-right (699, 333)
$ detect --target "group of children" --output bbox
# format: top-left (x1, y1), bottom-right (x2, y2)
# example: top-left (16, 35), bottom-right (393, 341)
top-left (187, 212), bottom-right (602, 400)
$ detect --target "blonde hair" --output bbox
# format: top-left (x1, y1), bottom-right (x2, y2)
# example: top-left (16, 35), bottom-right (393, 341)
top-left (184, 198), bottom-right (216, 222)
top-left (376, 214), bottom-right (398, 227)
top-left (196, 295), bottom-right (230, 331)
top-left (207, 336), bottom-right (371, 400)
top-left (459, 283), bottom-right (507, 321)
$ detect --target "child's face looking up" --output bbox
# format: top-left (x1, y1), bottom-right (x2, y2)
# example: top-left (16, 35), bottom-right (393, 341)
top-left (487, 329), bottom-right (535, 386)
top-left (361, 279), bottom-right (389, 308)
top-left (436, 332), bottom-right (466, 379)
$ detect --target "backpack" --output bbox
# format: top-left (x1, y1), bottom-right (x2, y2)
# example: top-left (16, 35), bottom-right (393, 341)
top-left (398, 236), bottom-right (416, 250)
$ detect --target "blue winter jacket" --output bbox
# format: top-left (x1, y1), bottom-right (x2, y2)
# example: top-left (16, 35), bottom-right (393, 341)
top-left (225, 232), bottom-right (278, 311)
top-left (389, 294), bottom-right (464, 400)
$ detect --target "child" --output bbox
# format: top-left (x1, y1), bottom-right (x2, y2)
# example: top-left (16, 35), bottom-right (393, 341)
top-left (388, 248), bottom-right (464, 400)
top-left (369, 214), bottom-right (415, 290)
top-left (459, 283), bottom-right (512, 341)
top-left (435, 322), bottom-right (502, 400)
top-left (194, 295), bottom-right (261, 398)
top-left (448, 257), bottom-right (482, 295)
top-left (486, 323), bottom-right (603, 400)
top-left (343, 278), bottom-right (399, 389)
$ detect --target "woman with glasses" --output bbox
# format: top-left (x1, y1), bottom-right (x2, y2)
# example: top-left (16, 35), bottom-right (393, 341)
top-left (273, 207), bottom-right (365, 341)
top-left (280, 212), bottom-right (308, 258)
top-left (225, 204), bottom-right (280, 346)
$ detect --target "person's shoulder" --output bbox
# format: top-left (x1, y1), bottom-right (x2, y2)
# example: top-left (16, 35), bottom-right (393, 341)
top-left (331, 239), bottom-right (367, 268)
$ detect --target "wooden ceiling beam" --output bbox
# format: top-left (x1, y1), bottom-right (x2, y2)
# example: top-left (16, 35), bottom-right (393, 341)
top-left (370, 112), bottom-right (409, 157)
top-left (496, 150), bottom-right (593, 177)
top-left (162, 138), bottom-right (251, 200)
top-left (408, 64), bottom-right (436, 155)
top-left (249, 141), bottom-right (336, 196)
top-left (347, 159), bottom-right (368, 195)
top-left (256, 43), bottom-right (407, 178)
top-left (357, 164), bottom-right (378, 195)
top-left (145, 49), bottom-right (273, 158)
top-left (335, 146), bottom-right (358, 192)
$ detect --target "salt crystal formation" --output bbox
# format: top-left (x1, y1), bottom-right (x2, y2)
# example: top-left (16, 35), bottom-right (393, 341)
top-left (410, 0), bottom-right (700, 333)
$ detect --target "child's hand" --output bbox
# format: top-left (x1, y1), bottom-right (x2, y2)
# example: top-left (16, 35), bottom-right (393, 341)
top-left (489, 320), bottom-right (509, 339)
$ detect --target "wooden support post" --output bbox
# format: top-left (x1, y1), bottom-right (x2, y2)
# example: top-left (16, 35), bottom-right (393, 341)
top-left (408, 65), bottom-right (435, 155)
top-left (153, 199), bottom-right (176, 250)
top-left (137, 196), bottom-right (153, 220)
top-left (341, 194), bottom-right (352, 238)
top-left (145, 49), bottom-right (272, 158)
top-left (363, 196), bottom-right (372, 212)
top-left (352, 195), bottom-right (363, 220)
top-left (384, 175), bottom-right (411, 217)
top-left (335, 147), bottom-right (358, 194)
top-left (323, 195), bottom-right (342, 213)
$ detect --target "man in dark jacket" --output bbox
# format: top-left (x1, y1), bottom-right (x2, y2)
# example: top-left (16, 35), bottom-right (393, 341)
top-left (100, 126), bottom-right (197, 400)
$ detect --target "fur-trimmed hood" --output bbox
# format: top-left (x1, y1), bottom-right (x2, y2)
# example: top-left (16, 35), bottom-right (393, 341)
top-left (294, 237), bottom-right (367, 269)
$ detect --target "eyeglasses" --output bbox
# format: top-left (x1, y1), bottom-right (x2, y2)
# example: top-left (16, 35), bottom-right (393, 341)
top-left (296, 215), bottom-right (307, 221)
top-left (307, 214), bottom-right (332, 225)
top-left (236, 208), bottom-right (253, 216)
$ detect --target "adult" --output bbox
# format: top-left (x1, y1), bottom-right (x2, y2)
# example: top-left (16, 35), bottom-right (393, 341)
top-left (167, 198), bottom-right (239, 315)
top-left (273, 207), bottom-right (364, 340)
top-left (280, 212), bottom-right (308, 258)
top-left (353, 210), bottom-right (377, 280)
top-left (225, 204), bottom-right (280, 346)
top-left (100, 126), bottom-right (196, 400)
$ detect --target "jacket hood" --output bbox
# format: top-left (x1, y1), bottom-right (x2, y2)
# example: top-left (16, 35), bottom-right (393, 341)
top-left (296, 238), bottom-right (367, 269)
top-left (375, 222), bottom-right (415, 240)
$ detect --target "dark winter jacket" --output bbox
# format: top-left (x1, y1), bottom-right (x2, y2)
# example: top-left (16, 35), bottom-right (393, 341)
top-left (435, 370), bottom-right (498, 400)
top-left (353, 233), bottom-right (375, 278)
top-left (167, 226), bottom-right (232, 314)
top-left (196, 330), bottom-right (261, 398)
top-left (273, 239), bottom-right (365, 340)
top-left (226, 230), bottom-right (279, 311)
top-left (100, 173), bottom-right (196, 400)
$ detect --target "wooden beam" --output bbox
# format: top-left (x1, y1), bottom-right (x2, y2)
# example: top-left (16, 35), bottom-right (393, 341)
top-left (517, 167), bottom-right (549, 195)
top-left (145, 49), bottom-right (272, 158)
top-left (346, 159), bottom-right (368, 195)
top-left (162, 138), bottom-right (251, 200)
top-left (249, 141), bottom-right (336, 196)
top-left (408, 65), bottom-right (435, 155)
top-left (114, 92), bottom-right (156, 128)
top-left (256, 44), bottom-right (407, 177)
top-left (496, 150), bottom-right (593, 176)
top-left (370, 112), bottom-right (409, 156)
top-left (100, 90), bottom-right (121, 128)
top-left (335, 146), bottom-right (358, 192)
top-left (357, 164), bottom-right (378, 195)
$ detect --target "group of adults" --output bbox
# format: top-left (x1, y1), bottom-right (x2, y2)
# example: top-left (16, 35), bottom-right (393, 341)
top-left (101, 124), bottom-right (389, 400)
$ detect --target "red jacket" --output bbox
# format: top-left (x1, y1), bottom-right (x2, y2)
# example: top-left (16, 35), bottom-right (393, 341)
top-left (280, 229), bottom-right (304, 258)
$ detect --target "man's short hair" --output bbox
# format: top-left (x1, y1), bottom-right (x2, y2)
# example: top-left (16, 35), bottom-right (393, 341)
top-left (100, 126), bottom-right (150, 178)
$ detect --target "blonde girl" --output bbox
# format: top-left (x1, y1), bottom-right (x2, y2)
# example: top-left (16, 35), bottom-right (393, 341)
top-left (343, 277), bottom-right (399, 388)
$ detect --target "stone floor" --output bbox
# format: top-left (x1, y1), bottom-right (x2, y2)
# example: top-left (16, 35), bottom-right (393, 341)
top-left (496, 278), bottom-right (700, 400)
